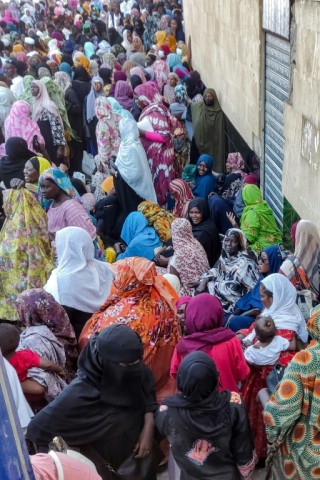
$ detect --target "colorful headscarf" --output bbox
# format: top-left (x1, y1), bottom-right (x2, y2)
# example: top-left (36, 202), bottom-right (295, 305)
top-left (174, 83), bottom-right (187, 103)
top-left (40, 77), bottom-right (73, 137)
top-left (54, 71), bottom-right (72, 94)
top-left (226, 152), bottom-right (245, 175)
top-left (39, 168), bottom-right (79, 201)
top-left (134, 83), bottom-right (162, 107)
top-left (73, 52), bottom-right (90, 73)
top-left (169, 178), bottom-right (194, 218)
top-left (138, 201), bottom-right (176, 242)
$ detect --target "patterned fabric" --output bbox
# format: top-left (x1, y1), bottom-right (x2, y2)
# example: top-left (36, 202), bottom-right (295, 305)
top-left (79, 257), bottom-right (180, 392)
top-left (171, 218), bottom-right (210, 296)
top-left (0, 189), bottom-right (54, 321)
top-left (41, 77), bottom-right (74, 138)
top-left (226, 152), bottom-right (245, 175)
top-left (294, 220), bottom-right (320, 298)
top-left (40, 168), bottom-right (79, 198)
top-left (39, 108), bottom-right (66, 146)
top-left (95, 96), bottom-right (121, 164)
top-left (138, 200), bottom-right (176, 242)
top-left (153, 60), bottom-right (170, 93)
top-left (263, 312), bottom-right (320, 478)
top-left (169, 178), bottom-right (194, 218)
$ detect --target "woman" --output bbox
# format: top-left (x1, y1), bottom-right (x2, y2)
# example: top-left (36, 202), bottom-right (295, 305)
top-left (0, 137), bottom-right (34, 188)
top-left (72, 66), bottom-right (91, 111)
top-left (237, 184), bottom-right (282, 253)
top-left (176, 296), bottom-right (191, 332)
top-left (134, 83), bottom-right (175, 207)
top-left (79, 259), bottom-right (180, 393)
top-left (114, 79), bottom-right (133, 111)
top-left (0, 188), bottom-right (54, 321)
top-left (138, 201), bottom-right (176, 243)
top-left (163, 72), bottom-right (179, 104)
top-left (44, 227), bottom-right (114, 339)
top-left (197, 229), bottom-right (259, 314)
top-left (220, 152), bottom-right (245, 205)
top-left (169, 178), bottom-right (193, 218)
top-left (108, 70), bottom-right (127, 97)
top-left (1, 100), bottom-right (46, 156)
top-left (0, 81), bottom-right (15, 137)
top-left (114, 118), bottom-right (157, 217)
top-left (85, 76), bottom-right (106, 155)
top-left (170, 218), bottom-right (210, 296)
top-left (132, 36), bottom-right (144, 53)
top-left (192, 154), bottom-right (217, 199)
top-left (39, 168), bottom-right (96, 240)
top-left (54, 71), bottom-right (83, 174)
top-left (153, 58), bottom-right (170, 94)
top-left (73, 52), bottom-right (90, 73)
top-left (21, 156), bottom-right (51, 196)
top-left (171, 293), bottom-right (249, 392)
top-left (156, 352), bottom-right (256, 480)
top-left (121, 28), bottom-right (133, 53)
top-left (242, 273), bottom-right (308, 459)
top-left (170, 17), bottom-right (185, 42)
top-left (130, 66), bottom-right (146, 84)
top-left (280, 219), bottom-right (320, 300)
top-left (107, 96), bottom-right (135, 120)
top-left (115, 211), bottom-right (161, 261)
top-left (31, 80), bottom-right (66, 165)
top-left (155, 31), bottom-right (168, 49)
top-left (95, 96), bottom-right (121, 165)
top-left (27, 325), bottom-right (158, 480)
top-left (188, 198), bottom-right (221, 267)
top-left (264, 310), bottom-right (320, 479)
top-left (16, 288), bottom-right (78, 383)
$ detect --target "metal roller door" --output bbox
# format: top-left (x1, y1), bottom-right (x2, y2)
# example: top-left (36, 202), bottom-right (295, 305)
top-left (264, 32), bottom-right (291, 228)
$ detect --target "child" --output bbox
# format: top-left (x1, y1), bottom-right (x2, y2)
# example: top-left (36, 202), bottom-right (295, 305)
top-left (244, 316), bottom-right (293, 365)
top-left (0, 324), bottom-right (65, 383)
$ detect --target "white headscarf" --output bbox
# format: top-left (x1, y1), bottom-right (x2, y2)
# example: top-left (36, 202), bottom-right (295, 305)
top-left (261, 273), bottom-right (308, 341)
top-left (44, 227), bottom-right (114, 313)
top-left (31, 79), bottom-right (62, 123)
top-left (115, 118), bottom-right (157, 203)
top-left (0, 86), bottom-right (15, 130)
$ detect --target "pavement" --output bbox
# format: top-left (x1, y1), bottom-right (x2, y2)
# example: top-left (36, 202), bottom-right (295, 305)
top-left (157, 467), bottom-right (266, 479)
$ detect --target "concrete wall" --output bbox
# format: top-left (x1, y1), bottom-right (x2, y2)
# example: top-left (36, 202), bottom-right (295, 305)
top-left (183, 0), bottom-right (263, 154)
top-left (282, 0), bottom-right (320, 225)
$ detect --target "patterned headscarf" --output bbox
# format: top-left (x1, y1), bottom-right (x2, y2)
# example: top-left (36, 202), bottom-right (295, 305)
top-left (226, 152), bottom-right (245, 174)
top-left (169, 178), bottom-right (194, 218)
top-left (54, 71), bottom-right (72, 93)
top-left (134, 83), bottom-right (161, 107)
top-left (174, 84), bottom-right (187, 103)
top-left (73, 52), bottom-right (90, 73)
top-left (39, 168), bottom-right (79, 198)
top-left (40, 77), bottom-right (73, 136)
top-left (102, 52), bottom-right (116, 70)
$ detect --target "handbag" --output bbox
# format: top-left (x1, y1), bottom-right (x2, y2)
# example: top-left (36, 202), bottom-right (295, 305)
top-left (266, 363), bottom-right (285, 394)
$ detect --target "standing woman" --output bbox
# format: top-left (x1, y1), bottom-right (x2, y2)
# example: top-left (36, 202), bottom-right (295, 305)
top-left (85, 76), bottom-right (105, 155)
top-left (95, 96), bottom-right (121, 165)
top-left (72, 66), bottom-right (92, 112)
top-left (31, 80), bottom-right (66, 165)
top-left (134, 83), bottom-right (176, 207)
top-left (54, 71), bottom-right (83, 174)
top-left (0, 81), bottom-right (15, 139)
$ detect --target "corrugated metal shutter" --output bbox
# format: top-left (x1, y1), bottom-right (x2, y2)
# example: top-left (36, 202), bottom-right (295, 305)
top-left (264, 33), bottom-right (290, 227)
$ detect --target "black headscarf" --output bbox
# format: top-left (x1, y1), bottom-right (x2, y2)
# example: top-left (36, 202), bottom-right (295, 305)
top-left (77, 324), bottom-right (145, 407)
top-left (108, 27), bottom-right (123, 46)
top-left (73, 66), bottom-right (91, 82)
top-left (98, 67), bottom-right (112, 85)
top-left (130, 74), bottom-right (143, 90)
top-left (0, 137), bottom-right (34, 188)
top-left (5, 137), bottom-right (34, 160)
top-left (164, 352), bottom-right (230, 437)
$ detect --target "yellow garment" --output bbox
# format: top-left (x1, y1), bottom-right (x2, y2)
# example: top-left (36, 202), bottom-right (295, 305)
top-left (166, 35), bottom-right (177, 53)
top-left (0, 189), bottom-right (54, 321)
top-left (101, 176), bottom-right (114, 194)
top-left (105, 247), bottom-right (116, 263)
top-left (12, 44), bottom-right (24, 53)
top-left (155, 31), bottom-right (167, 47)
top-left (37, 156), bottom-right (52, 175)
top-left (138, 200), bottom-right (176, 242)
top-left (73, 52), bottom-right (90, 73)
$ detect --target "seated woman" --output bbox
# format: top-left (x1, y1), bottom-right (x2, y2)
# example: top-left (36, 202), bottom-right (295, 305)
top-left (208, 193), bottom-right (233, 234)
top-left (170, 294), bottom-right (249, 392)
top-left (280, 219), bottom-right (320, 301)
top-left (79, 258), bottom-right (180, 393)
top-left (39, 168), bottom-right (96, 241)
top-left (44, 227), bottom-right (114, 339)
top-left (0, 188), bottom-right (54, 321)
top-left (229, 184), bottom-right (282, 253)
top-left (187, 197), bottom-right (221, 267)
top-left (10, 156), bottom-right (52, 195)
top-left (169, 178), bottom-right (193, 218)
top-left (264, 310), bottom-right (320, 479)
top-left (138, 200), bottom-right (176, 243)
top-left (114, 117), bottom-right (157, 218)
top-left (0, 137), bottom-right (34, 189)
top-left (95, 96), bottom-right (121, 166)
top-left (27, 325), bottom-right (158, 480)
top-left (169, 218), bottom-right (210, 296)
top-left (156, 352), bottom-right (257, 480)
top-left (192, 154), bottom-right (216, 199)
top-left (196, 228), bottom-right (259, 315)
top-left (114, 211), bottom-right (161, 261)
top-left (220, 152), bottom-right (245, 206)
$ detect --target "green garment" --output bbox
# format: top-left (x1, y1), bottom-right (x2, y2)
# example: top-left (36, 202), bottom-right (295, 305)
top-left (240, 184), bottom-right (282, 253)
top-left (18, 75), bottom-right (34, 104)
top-left (191, 88), bottom-right (226, 173)
top-left (264, 312), bottom-right (320, 479)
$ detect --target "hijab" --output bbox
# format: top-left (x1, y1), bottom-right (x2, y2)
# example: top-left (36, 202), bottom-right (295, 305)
top-left (84, 41), bottom-right (95, 59)
top-left (31, 80), bottom-right (61, 123)
top-left (0, 85), bottom-right (15, 129)
top-left (59, 62), bottom-right (72, 78)
top-left (44, 227), bottom-right (114, 313)
top-left (226, 152), bottom-right (245, 175)
top-left (192, 154), bottom-right (217, 199)
top-left (114, 80), bottom-right (133, 111)
top-left (130, 66), bottom-right (146, 83)
top-left (169, 178), bottom-right (193, 218)
top-left (73, 52), bottom-right (90, 73)
top-left (73, 66), bottom-right (91, 82)
top-left (5, 137), bottom-right (34, 160)
top-left (155, 31), bottom-right (167, 47)
top-left (54, 71), bottom-right (72, 93)
top-left (294, 220), bottom-right (320, 297)
top-left (122, 29), bottom-right (133, 53)
top-left (115, 118), bottom-right (157, 203)
top-left (176, 294), bottom-right (235, 356)
top-left (86, 76), bottom-right (105, 122)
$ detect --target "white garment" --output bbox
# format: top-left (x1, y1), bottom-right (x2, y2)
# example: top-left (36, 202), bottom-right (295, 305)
top-left (44, 227), bottom-right (114, 313)
top-left (260, 273), bottom-right (308, 342)
top-left (244, 336), bottom-right (290, 366)
top-left (10, 76), bottom-right (24, 98)
top-left (120, 0), bottom-right (134, 15)
top-left (4, 358), bottom-right (34, 429)
top-left (115, 118), bottom-right (157, 203)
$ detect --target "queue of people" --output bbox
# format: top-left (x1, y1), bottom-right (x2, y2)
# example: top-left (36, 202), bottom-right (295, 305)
top-left (0, 1), bottom-right (319, 480)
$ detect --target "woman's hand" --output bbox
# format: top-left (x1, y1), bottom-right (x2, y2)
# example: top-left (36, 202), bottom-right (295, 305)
top-left (195, 279), bottom-right (208, 295)
top-left (10, 178), bottom-right (25, 189)
top-left (114, 242), bottom-right (126, 254)
top-left (133, 412), bottom-right (154, 458)
top-left (155, 253), bottom-right (169, 267)
top-left (226, 212), bottom-right (239, 228)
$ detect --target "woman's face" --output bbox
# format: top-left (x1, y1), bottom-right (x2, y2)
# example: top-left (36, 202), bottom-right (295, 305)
top-left (126, 30), bottom-right (133, 43)
top-left (177, 302), bottom-right (188, 329)
top-left (224, 233), bottom-right (240, 255)
top-left (24, 160), bottom-right (38, 184)
top-left (40, 178), bottom-right (60, 200)
top-left (134, 95), bottom-right (144, 110)
top-left (260, 285), bottom-right (273, 309)
top-left (189, 206), bottom-right (203, 225)
top-left (169, 75), bottom-right (177, 87)
top-left (31, 82), bottom-right (40, 97)
top-left (93, 81), bottom-right (103, 93)
top-left (132, 37), bottom-right (140, 49)
top-left (170, 18), bottom-right (178, 31)
top-left (197, 161), bottom-right (208, 176)
top-left (259, 251), bottom-right (269, 275)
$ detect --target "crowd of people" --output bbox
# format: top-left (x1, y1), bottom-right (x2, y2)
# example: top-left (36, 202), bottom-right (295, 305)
top-left (0, 0), bottom-right (319, 479)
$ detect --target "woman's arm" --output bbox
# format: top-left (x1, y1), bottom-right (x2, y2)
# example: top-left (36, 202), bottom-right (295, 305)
top-left (133, 412), bottom-right (154, 458)
top-left (144, 131), bottom-right (167, 143)
top-left (240, 210), bottom-right (259, 245)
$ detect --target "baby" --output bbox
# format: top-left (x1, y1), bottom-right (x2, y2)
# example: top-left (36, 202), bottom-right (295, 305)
top-left (0, 324), bottom-right (65, 383)
top-left (244, 316), bottom-right (294, 366)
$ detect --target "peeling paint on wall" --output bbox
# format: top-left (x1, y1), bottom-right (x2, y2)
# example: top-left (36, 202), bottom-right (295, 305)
top-left (301, 117), bottom-right (320, 171)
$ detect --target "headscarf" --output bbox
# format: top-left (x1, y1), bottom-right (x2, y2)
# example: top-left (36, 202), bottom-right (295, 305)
top-left (73, 66), bottom-right (91, 82)
top-left (44, 227), bottom-right (114, 314)
top-left (294, 220), bottom-right (320, 297)
top-left (31, 80), bottom-right (61, 124)
top-left (54, 71), bottom-right (72, 94)
top-left (167, 53), bottom-right (182, 71)
top-left (114, 80), bottom-right (133, 111)
top-left (95, 97), bottom-right (121, 162)
top-left (174, 83), bottom-right (187, 103)
top-left (62, 39), bottom-right (76, 55)
top-left (129, 52), bottom-right (146, 69)
top-left (84, 41), bottom-right (95, 59)
top-left (29, 156), bottom-right (51, 176)
top-left (226, 152), bottom-right (245, 175)
top-left (171, 218), bottom-right (210, 296)
top-left (107, 97), bottom-right (135, 120)
top-left (130, 66), bottom-right (146, 83)
top-left (167, 35), bottom-right (177, 53)
top-left (193, 154), bottom-right (216, 199)
top-left (39, 168), bottom-right (79, 204)
top-left (0, 86), bottom-right (15, 131)
top-left (73, 52), bottom-right (90, 73)
top-left (5, 137), bottom-right (34, 160)
top-left (176, 296), bottom-right (192, 309)
top-left (182, 164), bottom-right (196, 184)
top-left (16, 51), bottom-right (28, 65)
top-left (122, 29), bottom-right (133, 53)
top-left (122, 59), bottom-right (136, 77)
top-left (118, 212), bottom-right (161, 261)
top-left (138, 201), bottom-right (176, 242)
top-left (169, 178), bottom-right (194, 218)
top-left (163, 274), bottom-right (181, 295)
top-left (134, 82), bottom-right (162, 107)
top-left (102, 52), bottom-right (116, 70)
top-left (108, 70), bottom-right (127, 97)
top-left (19, 75), bottom-right (36, 104)
top-left (132, 36), bottom-right (144, 53)
top-left (115, 118), bottom-right (157, 203)
top-left (38, 66), bottom-right (52, 79)
top-left (177, 294), bottom-right (235, 356)
top-left (40, 77), bottom-right (73, 137)
top-left (153, 59), bottom-right (170, 92)
top-left (155, 31), bottom-right (167, 47)
top-left (86, 76), bottom-right (105, 122)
